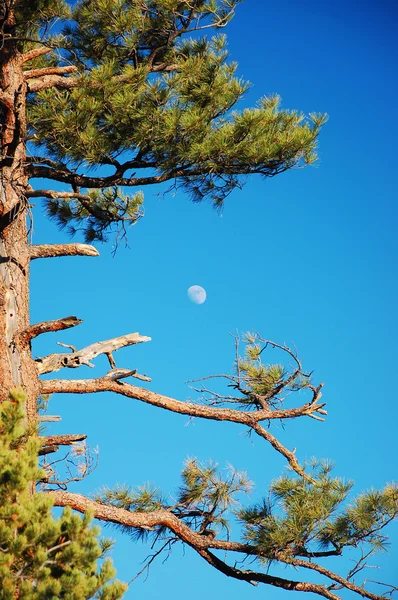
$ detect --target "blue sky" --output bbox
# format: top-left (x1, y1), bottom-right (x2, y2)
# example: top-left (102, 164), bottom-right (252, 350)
top-left (30, 0), bottom-right (397, 597)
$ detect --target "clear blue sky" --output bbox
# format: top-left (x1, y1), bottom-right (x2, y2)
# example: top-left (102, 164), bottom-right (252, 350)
top-left (30, 1), bottom-right (398, 597)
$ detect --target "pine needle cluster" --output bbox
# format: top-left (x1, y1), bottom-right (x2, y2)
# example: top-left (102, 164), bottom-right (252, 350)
top-left (239, 460), bottom-right (398, 564)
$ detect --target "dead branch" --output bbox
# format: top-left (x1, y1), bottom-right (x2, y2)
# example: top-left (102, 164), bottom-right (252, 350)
top-left (103, 368), bottom-right (151, 382)
top-left (40, 443), bottom-right (98, 490)
top-left (38, 415), bottom-right (61, 422)
top-left (40, 434), bottom-right (87, 446)
top-left (38, 445), bottom-right (59, 456)
top-left (30, 243), bottom-right (99, 259)
top-left (19, 316), bottom-right (82, 345)
top-left (36, 332), bottom-right (151, 375)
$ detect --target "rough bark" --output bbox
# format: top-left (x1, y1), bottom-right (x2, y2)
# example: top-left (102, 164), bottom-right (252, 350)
top-left (0, 16), bottom-right (39, 418)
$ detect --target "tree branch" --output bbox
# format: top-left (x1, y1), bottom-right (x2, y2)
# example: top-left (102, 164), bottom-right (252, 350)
top-left (41, 378), bottom-right (324, 422)
top-left (283, 555), bottom-right (383, 600)
top-left (38, 415), bottom-right (62, 422)
top-left (21, 46), bottom-right (52, 63)
top-left (47, 491), bottom-right (345, 600)
top-left (27, 189), bottom-right (93, 200)
top-left (40, 434), bottom-right (87, 446)
top-left (195, 549), bottom-right (341, 599)
top-left (26, 64), bottom-right (180, 93)
top-left (36, 332), bottom-right (151, 375)
top-left (19, 316), bottom-right (82, 345)
top-left (38, 445), bottom-right (59, 456)
top-left (24, 66), bottom-right (78, 80)
top-left (27, 74), bottom-right (79, 92)
top-left (30, 243), bottom-right (99, 259)
top-left (27, 163), bottom-right (199, 189)
top-left (40, 378), bottom-right (324, 476)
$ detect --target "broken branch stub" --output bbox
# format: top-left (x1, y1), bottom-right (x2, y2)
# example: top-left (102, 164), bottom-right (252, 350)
top-left (40, 434), bottom-right (87, 446)
top-left (30, 243), bottom-right (99, 259)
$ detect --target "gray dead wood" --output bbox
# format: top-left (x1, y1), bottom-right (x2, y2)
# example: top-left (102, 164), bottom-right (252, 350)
top-left (36, 332), bottom-right (151, 375)
top-left (39, 415), bottom-right (62, 422)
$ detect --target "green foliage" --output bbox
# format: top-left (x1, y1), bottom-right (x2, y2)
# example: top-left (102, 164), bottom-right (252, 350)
top-left (94, 483), bottom-right (165, 513)
top-left (236, 332), bottom-right (310, 406)
top-left (179, 458), bottom-right (251, 510)
top-left (13, 0), bottom-right (70, 40)
top-left (22, 0), bottom-right (326, 240)
top-left (238, 460), bottom-right (398, 564)
top-left (318, 484), bottom-right (398, 552)
top-left (96, 458), bottom-right (251, 540)
top-left (0, 389), bottom-right (127, 600)
top-left (46, 188), bottom-right (144, 242)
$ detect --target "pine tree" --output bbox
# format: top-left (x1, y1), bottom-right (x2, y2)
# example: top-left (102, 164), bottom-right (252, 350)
top-left (0, 388), bottom-right (127, 599)
top-left (0, 2), bottom-right (396, 599)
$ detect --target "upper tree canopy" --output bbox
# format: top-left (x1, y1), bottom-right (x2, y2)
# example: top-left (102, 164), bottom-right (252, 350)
top-left (10, 0), bottom-right (326, 240)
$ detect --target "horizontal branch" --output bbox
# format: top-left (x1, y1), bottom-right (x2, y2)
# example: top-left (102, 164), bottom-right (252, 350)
top-left (26, 189), bottom-right (92, 200)
top-left (19, 316), bottom-right (82, 344)
top-left (40, 434), bottom-right (87, 446)
top-left (27, 163), bottom-right (200, 189)
top-left (30, 244), bottom-right (99, 259)
top-left (26, 64), bottom-right (180, 93)
top-left (41, 378), bottom-right (324, 424)
top-left (38, 415), bottom-right (62, 423)
top-left (27, 74), bottom-right (79, 92)
top-left (24, 66), bottom-right (78, 79)
top-left (40, 378), bottom-right (324, 477)
top-left (37, 332), bottom-right (151, 375)
top-left (48, 491), bottom-right (343, 600)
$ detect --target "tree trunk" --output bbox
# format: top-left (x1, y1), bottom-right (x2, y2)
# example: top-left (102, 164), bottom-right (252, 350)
top-left (0, 13), bottom-right (39, 420)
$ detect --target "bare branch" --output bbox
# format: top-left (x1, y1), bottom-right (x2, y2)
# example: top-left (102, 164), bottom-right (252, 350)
top-left (38, 415), bottom-right (61, 422)
top-left (103, 368), bottom-right (151, 383)
top-left (38, 445), bottom-right (59, 456)
top-left (30, 243), bottom-right (99, 259)
top-left (36, 332), bottom-right (151, 375)
top-left (40, 444), bottom-right (99, 490)
top-left (40, 434), bottom-right (87, 446)
top-left (250, 422), bottom-right (310, 480)
top-left (281, 554), bottom-right (383, 600)
top-left (19, 316), bottom-right (82, 344)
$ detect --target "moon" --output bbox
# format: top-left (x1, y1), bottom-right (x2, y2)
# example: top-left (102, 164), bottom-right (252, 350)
top-left (187, 285), bottom-right (207, 305)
